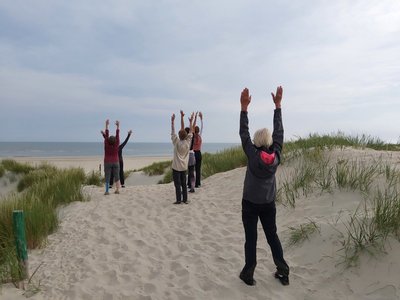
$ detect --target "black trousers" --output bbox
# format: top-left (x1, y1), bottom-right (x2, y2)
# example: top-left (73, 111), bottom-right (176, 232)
top-left (172, 169), bottom-right (187, 203)
top-left (110, 160), bottom-right (125, 186)
top-left (241, 199), bottom-right (289, 278)
top-left (194, 150), bottom-right (202, 187)
top-left (188, 165), bottom-right (195, 189)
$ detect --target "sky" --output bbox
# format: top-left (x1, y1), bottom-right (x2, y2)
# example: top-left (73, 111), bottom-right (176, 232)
top-left (1, 0), bottom-right (400, 143)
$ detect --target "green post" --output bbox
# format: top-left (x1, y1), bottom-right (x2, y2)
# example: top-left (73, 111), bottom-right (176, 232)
top-left (13, 210), bottom-right (29, 281)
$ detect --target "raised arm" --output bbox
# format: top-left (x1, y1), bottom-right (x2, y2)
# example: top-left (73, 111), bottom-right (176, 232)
top-left (198, 112), bottom-right (204, 135)
top-left (115, 120), bottom-right (120, 144)
top-left (180, 110), bottom-right (185, 131)
top-left (120, 130), bottom-right (132, 149)
top-left (189, 112), bottom-right (195, 133)
top-left (171, 113), bottom-right (176, 134)
top-left (271, 86), bottom-right (284, 151)
top-left (104, 119), bottom-right (110, 138)
top-left (239, 88), bottom-right (253, 156)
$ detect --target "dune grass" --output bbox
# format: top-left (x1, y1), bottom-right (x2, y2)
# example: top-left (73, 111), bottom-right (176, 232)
top-left (0, 165), bottom-right (5, 178)
top-left (0, 160), bottom-right (89, 284)
top-left (1, 159), bottom-right (34, 174)
top-left (288, 220), bottom-right (320, 247)
top-left (85, 170), bottom-right (103, 186)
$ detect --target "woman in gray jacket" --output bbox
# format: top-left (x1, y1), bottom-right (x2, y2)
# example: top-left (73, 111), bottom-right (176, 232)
top-left (239, 86), bottom-right (289, 286)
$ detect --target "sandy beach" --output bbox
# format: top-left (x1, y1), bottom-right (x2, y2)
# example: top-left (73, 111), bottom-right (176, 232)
top-left (2, 148), bottom-right (400, 299)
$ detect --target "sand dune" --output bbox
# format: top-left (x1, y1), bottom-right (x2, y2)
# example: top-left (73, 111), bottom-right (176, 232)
top-left (2, 149), bottom-right (400, 299)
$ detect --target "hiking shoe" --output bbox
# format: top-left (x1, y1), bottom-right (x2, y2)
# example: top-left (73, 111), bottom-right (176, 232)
top-left (189, 189), bottom-right (195, 193)
top-left (115, 190), bottom-right (120, 194)
top-left (104, 191), bottom-right (110, 195)
top-left (274, 272), bottom-right (289, 286)
top-left (183, 200), bottom-right (189, 204)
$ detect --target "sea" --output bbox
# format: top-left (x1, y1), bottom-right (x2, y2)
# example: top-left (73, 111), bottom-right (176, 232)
top-left (0, 142), bottom-right (240, 158)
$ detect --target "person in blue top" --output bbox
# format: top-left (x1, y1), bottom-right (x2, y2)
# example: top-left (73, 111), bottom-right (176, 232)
top-left (239, 86), bottom-right (289, 286)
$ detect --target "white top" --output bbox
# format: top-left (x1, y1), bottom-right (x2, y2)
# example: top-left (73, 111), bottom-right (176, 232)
top-left (171, 130), bottom-right (193, 171)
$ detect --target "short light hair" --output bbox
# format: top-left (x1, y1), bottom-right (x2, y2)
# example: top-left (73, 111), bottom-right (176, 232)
top-left (253, 128), bottom-right (272, 148)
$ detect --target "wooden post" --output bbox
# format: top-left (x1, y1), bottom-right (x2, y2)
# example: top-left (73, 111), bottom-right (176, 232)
top-left (13, 210), bottom-right (29, 288)
top-left (99, 164), bottom-right (102, 174)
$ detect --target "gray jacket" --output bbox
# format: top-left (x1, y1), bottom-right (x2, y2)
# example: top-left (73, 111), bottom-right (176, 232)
top-left (240, 109), bottom-right (283, 204)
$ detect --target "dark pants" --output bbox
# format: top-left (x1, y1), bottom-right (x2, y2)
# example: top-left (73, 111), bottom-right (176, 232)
top-left (194, 150), bottom-right (202, 187)
top-left (173, 169), bottom-right (187, 203)
top-left (241, 199), bottom-right (289, 278)
top-left (110, 160), bottom-right (125, 186)
top-left (188, 165), bottom-right (195, 189)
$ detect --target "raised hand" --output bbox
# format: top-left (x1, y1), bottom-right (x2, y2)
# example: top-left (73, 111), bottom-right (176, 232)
top-left (240, 88), bottom-right (251, 111)
top-left (115, 120), bottom-right (120, 127)
top-left (199, 112), bottom-right (203, 120)
top-left (106, 119), bottom-right (110, 126)
top-left (171, 113), bottom-right (176, 122)
top-left (128, 130), bottom-right (133, 135)
top-left (271, 86), bottom-right (283, 108)
top-left (180, 110), bottom-right (185, 117)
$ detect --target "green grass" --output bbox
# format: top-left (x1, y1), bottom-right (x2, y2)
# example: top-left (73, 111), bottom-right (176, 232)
top-left (1, 159), bottom-right (34, 174)
top-left (140, 160), bottom-right (172, 176)
top-left (0, 162), bottom-right (88, 284)
top-left (0, 165), bottom-right (5, 178)
top-left (288, 220), bottom-right (320, 246)
top-left (85, 170), bottom-right (103, 186)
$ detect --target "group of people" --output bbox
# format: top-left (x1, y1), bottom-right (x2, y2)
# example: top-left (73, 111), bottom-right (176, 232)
top-left (170, 110), bottom-right (203, 204)
top-left (101, 85), bottom-right (289, 287)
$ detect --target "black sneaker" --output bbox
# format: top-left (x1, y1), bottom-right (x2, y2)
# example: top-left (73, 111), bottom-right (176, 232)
top-left (189, 189), bottom-right (195, 193)
top-left (239, 273), bottom-right (256, 286)
top-left (274, 272), bottom-right (289, 286)
top-left (173, 201), bottom-right (181, 204)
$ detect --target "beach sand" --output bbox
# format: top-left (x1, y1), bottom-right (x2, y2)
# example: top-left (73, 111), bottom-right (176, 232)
top-left (2, 149), bottom-right (400, 299)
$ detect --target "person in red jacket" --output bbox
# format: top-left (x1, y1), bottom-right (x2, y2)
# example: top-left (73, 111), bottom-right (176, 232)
top-left (103, 119), bottom-right (121, 195)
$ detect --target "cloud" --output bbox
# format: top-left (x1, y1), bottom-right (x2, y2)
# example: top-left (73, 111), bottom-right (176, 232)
top-left (1, 0), bottom-right (400, 142)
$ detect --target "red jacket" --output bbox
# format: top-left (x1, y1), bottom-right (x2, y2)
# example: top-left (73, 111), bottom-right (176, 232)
top-left (104, 129), bottom-right (120, 163)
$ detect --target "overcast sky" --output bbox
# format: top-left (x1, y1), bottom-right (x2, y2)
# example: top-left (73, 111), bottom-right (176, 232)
top-left (1, 0), bottom-right (399, 143)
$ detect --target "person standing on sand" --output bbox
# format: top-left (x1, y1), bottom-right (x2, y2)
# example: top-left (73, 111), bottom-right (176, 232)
top-left (103, 119), bottom-right (121, 195)
top-left (171, 110), bottom-right (194, 204)
top-left (193, 111), bottom-right (203, 188)
top-left (185, 112), bottom-right (199, 193)
top-left (239, 86), bottom-right (290, 286)
top-left (102, 130), bottom-right (133, 188)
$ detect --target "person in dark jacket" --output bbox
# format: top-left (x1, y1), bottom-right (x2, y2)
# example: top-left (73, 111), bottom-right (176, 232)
top-left (239, 86), bottom-right (289, 286)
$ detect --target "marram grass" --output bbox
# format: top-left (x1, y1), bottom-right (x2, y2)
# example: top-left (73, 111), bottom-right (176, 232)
top-left (0, 160), bottom-right (89, 284)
